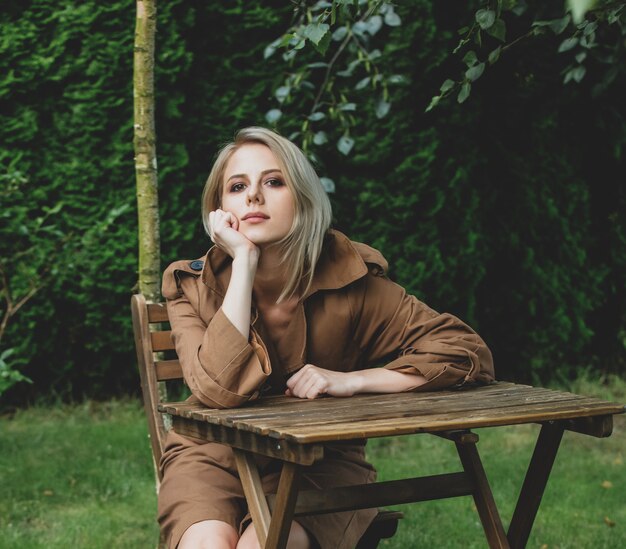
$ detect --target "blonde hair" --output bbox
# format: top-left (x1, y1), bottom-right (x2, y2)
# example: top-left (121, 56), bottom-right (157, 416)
top-left (201, 127), bottom-right (332, 302)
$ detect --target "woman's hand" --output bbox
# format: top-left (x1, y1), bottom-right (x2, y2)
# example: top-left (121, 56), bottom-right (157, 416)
top-left (285, 364), bottom-right (360, 399)
top-left (208, 209), bottom-right (258, 260)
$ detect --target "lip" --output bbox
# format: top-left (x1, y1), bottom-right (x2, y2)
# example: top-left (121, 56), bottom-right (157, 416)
top-left (242, 212), bottom-right (270, 221)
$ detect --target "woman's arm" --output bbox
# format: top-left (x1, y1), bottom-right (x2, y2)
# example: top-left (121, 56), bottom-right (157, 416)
top-left (162, 209), bottom-right (270, 409)
top-left (286, 267), bottom-right (493, 400)
top-left (286, 364), bottom-right (426, 399)
top-left (208, 209), bottom-right (259, 338)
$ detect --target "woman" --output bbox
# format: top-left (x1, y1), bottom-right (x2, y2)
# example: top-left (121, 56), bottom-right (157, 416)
top-left (159, 127), bottom-right (495, 549)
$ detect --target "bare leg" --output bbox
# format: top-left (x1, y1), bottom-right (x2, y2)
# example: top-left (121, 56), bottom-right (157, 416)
top-left (179, 519), bottom-right (239, 549)
top-left (237, 520), bottom-right (312, 549)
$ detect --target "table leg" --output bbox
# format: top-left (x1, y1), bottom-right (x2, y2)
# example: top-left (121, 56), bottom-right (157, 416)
top-left (456, 441), bottom-right (509, 549)
top-left (233, 448), bottom-right (271, 546)
top-left (265, 461), bottom-right (301, 549)
top-left (507, 421), bottom-right (565, 549)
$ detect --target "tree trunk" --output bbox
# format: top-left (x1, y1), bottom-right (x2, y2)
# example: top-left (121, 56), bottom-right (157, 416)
top-left (134, 1), bottom-right (168, 500)
top-left (133, 0), bottom-right (160, 302)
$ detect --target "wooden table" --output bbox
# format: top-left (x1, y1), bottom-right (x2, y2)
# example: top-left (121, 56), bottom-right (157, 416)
top-left (159, 382), bottom-right (624, 549)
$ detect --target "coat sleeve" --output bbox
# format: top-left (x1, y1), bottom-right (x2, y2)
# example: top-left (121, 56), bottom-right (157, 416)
top-left (351, 270), bottom-right (495, 391)
top-left (162, 262), bottom-right (271, 408)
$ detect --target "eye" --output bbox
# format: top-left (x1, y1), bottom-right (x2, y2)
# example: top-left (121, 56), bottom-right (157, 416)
top-left (265, 177), bottom-right (284, 187)
top-left (228, 182), bottom-right (246, 193)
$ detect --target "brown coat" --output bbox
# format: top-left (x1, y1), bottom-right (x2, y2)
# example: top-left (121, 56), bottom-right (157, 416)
top-left (162, 230), bottom-right (495, 409)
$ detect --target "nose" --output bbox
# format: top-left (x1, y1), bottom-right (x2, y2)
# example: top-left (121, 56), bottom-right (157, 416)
top-left (246, 181), bottom-right (264, 205)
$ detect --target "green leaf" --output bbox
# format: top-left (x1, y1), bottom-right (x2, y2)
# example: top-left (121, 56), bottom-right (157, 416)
top-left (533, 16), bottom-right (571, 35)
top-left (567, 0), bottom-right (598, 24)
top-left (564, 65), bottom-right (586, 83)
top-left (457, 82), bottom-right (471, 103)
top-left (313, 131), bottom-right (328, 145)
top-left (462, 50), bottom-right (478, 67)
top-left (465, 62), bottom-right (485, 82)
top-left (576, 51), bottom-right (587, 63)
top-left (488, 46), bottom-right (501, 64)
top-left (440, 79), bottom-right (455, 93)
top-left (583, 21), bottom-right (597, 35)
top-left (558, 37), bottom-right (579, 52)
top-left (486, 19), bottom-right (506, 42)
top-left (579, 32), bottom-right (595, 49)
top-left (264, 37), bottom-right (281, 60)
top-left (332, 26), bottom-right (348, 41)
top-left (384, 8), bottom-right (401, 27)
top-left (352, 21), bottom-right (367, 38)
top-left (572, 65), bottom-right (586, 82)
top-left (337, 135), bottom-right (355, 155)
top-left (265, 109), bottom-right (282, 124)
top-left (355, 76), bottom-right (371, 90)
top-left (375, 98), bottom-right (391, 119)
top-left (425, 95), bottom-right (440, 113)
top-left (453, 38), bottom-right (469, 54)
top-left (312, 31), bottom-right (332, 55)
top-left (367, 15), bottom-right (383, 35)
top-left (320, 177), bottom-right (335, 193)
top-left (339, 103), bottom-right (356, 111)
top-left (388, 74), bottom-right (406, 85)
top-left (511, 1), bottom-right (528, 16)
top-left (551, 15), bottom-right (571, 35)
top-left (475, 9), bottom-right (496, 30)
top-left (308, 112), bottom-right (326, 122)
top-left (307, 62), bottom-right (329, 69)
top-left (275, 86), bottom-right (290, 103)
top-left (303, 23), bottom-right (330, 46)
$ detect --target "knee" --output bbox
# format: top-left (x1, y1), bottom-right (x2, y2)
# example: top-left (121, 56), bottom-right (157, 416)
top-left (179, 520), bottom-right (238, 549)
top-left (237, 521), bottom-right (311, 549)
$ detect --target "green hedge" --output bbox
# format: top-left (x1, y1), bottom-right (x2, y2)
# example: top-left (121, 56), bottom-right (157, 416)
top-left (1, 1), bottom-right (624, 406)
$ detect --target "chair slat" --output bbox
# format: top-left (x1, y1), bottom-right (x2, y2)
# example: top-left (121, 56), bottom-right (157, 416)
top-left (147, 303), bottom-right (169, 323)
top-left (151, 330), bottom-right (174, 351)
top-left (155, 359), bottom-right (183, 381)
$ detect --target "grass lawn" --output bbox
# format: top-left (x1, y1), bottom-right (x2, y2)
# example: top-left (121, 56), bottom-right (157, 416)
top-left (1, 376), bottom-right (624, 548)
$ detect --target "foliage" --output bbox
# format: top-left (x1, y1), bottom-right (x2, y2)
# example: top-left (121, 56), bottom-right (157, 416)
top-left (427, 0), bottom-right (626, 109)
top-left (263, 0), bottom-right (406, 181)
top-left (0, 1), bottom-right (624, 406)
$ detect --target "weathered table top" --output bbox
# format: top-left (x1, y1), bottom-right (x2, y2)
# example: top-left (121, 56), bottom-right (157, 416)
top-left (158, 382), bottom-right (625, 444)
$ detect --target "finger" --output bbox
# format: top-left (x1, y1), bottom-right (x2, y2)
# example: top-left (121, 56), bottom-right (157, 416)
top-left (288, 366), bottom-right (315, 396)
top-left (300, 372), bottom-right (324, 400)
top-left (230, 213), bottom-right (239, 231)
top-left (208, 211), bottom-right (216, 239)
top-left (289, 373), bottom-right (311, 398)
top-left (305, 375), bottom-right (325, 399)
top-left (286, 365), bottom-right (309, 391)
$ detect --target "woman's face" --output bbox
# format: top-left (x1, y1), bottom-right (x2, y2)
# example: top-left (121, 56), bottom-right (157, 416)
top-left (221, 143), bottom-right (295, 247)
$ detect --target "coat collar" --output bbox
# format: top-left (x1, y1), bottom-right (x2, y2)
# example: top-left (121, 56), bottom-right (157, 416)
top-left (200, 229), bottom-right (386, 298)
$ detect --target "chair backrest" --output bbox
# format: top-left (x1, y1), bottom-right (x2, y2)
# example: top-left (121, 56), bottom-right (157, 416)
top-left (131, 293), bottom-right (182, 477)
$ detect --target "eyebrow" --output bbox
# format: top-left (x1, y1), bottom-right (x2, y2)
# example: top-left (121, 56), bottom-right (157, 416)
top-left (225, 169), bottom-right (282, 183)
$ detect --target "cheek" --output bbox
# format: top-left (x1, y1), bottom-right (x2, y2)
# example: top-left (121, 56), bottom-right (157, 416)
top-left (220, 193), bottom-right (236, 213)
top-left (281, 195), bottom-right (296, 224)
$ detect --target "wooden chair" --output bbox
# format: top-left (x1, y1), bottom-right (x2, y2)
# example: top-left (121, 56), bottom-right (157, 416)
top-left (131, 293), bottom-right (402, 548)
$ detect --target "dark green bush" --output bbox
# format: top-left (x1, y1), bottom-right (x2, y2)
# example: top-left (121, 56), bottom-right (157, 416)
top-left (1, 1), bottom-right (624, 407)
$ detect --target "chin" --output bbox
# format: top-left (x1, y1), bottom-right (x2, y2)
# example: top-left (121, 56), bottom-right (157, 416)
top-left (241, 230), bottom-right (283, 246)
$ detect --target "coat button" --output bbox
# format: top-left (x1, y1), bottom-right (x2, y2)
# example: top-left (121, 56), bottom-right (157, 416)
top-left (189, 260), bottom-right (204, 271)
